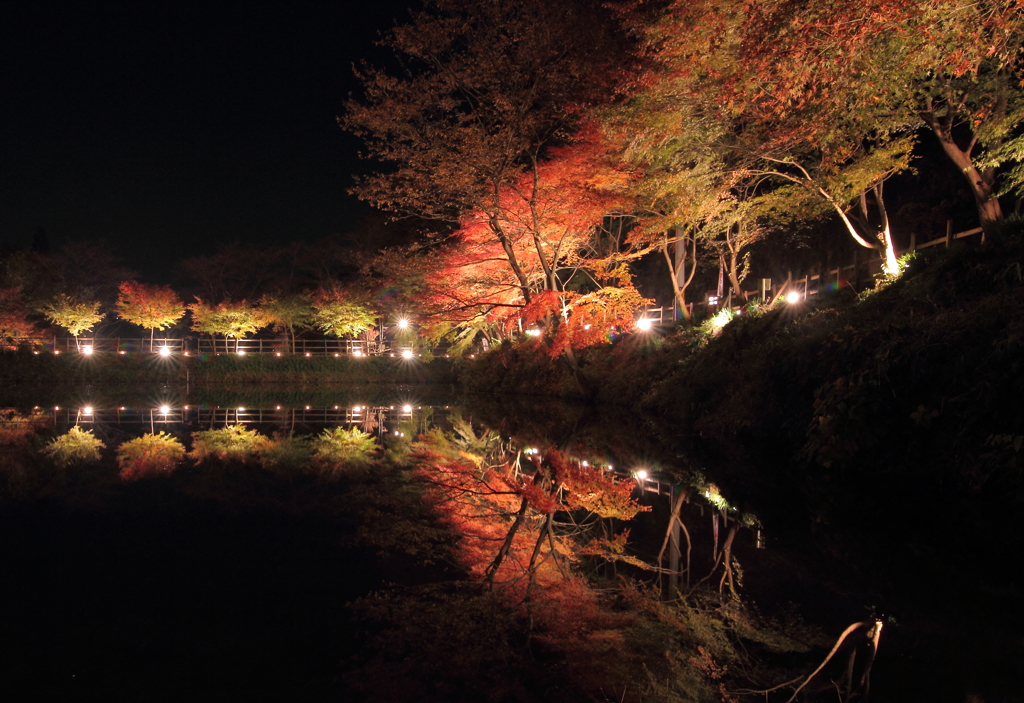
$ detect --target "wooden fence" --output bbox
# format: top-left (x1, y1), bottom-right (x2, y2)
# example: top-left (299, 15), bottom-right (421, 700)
top-left (642, 223), bottom-right (985, 322)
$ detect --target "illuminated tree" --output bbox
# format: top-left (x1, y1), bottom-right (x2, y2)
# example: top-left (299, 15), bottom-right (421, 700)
top-left (115, 281), bottom-right (186, 348)
top-left (737, 0), bottom-right (1024, 229)
top-left (311, 289), bottom-right (376, 340)
top-left (187, 298), bottom-right (267, 352)
top-left (614, 0), bottom-right (918, 277)
top-left (343, 0), bottom-right (630, 305)
top-left (0, 286), bottom-right (43, 346)
top-left (42, 294), bottom-right (103, 348)
top-left (258, 293), bottom-right (315, 353)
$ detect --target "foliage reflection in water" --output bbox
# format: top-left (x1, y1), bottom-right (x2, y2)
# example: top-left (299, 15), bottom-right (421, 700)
top-left (0, 396), bottom-right (1007, 702)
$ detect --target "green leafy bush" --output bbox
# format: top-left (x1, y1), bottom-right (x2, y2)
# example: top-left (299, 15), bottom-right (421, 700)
top-left (189, 424), bottom-right (272, 464)
top-left (259, 434), bottom-right (315, 472)
top-left (42, 426), bottom-right (106, 467)
top-left (314, 426), bottom-right (377, 469)
top-left (117, 432), bottom-right (186, 480)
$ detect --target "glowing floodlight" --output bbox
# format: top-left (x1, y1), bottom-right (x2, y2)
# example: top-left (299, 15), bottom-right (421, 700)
top-left (237, 349), bottom-right (245, 356)
top-left (397, 318), bottom-right (410, 329)
top-left (636, 318), bottom-right (653, 332)
top-left (525, 328), bottom-right (541, 337)
top-left (82, 345), bottom-right (94, 355)
top-left (159, 346), bottom-right (171, 357)
top-left (82, 406), bottom-right (93, 415)
top-left (54, 350), bottom-right (60, 355)
top-left (275, 352), bottom-right (282, 357)
top-left (635, 469), bottom-right (648, 480)
top-left (402, 404), bottom-right (413, 413)
top-left (159, 405), bottom-right (171, 414)
top-left (353, 350), bottom-right (363, 357)
top-left (401, 349), bottom-right (414, 359)
top-left (237, 406), bottom-right (245, 412)
top-left (305, 352), bottom-right (311, 357)
top-left (786, 290), bottom-right (802, 304)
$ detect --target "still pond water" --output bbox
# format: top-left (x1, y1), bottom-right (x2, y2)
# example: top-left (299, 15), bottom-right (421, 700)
top-left (0, 385), bottom-right (1019, 702)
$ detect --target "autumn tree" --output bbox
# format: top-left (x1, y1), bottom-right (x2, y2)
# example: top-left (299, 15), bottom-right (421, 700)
top-left (187, 298), bottom-right (267, 352)
top-left (42, 294), bottom-right (104, 348)
top-left (311, 289), bottom-right (377, 342)
top-left (0, 287), bottom-right (43, 346)
top-left (115, 281), bottom-right (186, 349)
top-left (343, 0), bottom-right (633, 307)
top-left (738, 0), bottom-right (1024, 230)
top-left (612, 0), bottom-right (919, 278)
top-left (258, 293), bottom-right (315, 353)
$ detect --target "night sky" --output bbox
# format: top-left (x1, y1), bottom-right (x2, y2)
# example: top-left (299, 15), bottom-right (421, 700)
top-left (1, 2), bottom-right (412, 281)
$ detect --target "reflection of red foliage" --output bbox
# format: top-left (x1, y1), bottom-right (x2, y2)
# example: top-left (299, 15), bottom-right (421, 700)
top-left (412, 437), bottom-right (647, 607)
top-left (117, 433), bottom-right (185, 481)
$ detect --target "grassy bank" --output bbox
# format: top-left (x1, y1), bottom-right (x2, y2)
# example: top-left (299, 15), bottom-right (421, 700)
top-left (0, 349), bottom-right (457, 390)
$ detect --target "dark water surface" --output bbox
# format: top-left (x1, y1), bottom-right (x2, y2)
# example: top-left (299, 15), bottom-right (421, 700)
top-left (1, 386), bottom-right (1020, 702)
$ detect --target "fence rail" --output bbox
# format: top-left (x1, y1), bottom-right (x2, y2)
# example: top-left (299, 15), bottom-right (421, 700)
top-left (7, 337), bottom-right (409, 356)
top-left (644, 223), bottom-right (987, 323)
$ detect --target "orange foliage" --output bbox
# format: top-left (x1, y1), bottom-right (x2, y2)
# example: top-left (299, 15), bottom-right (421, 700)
top-left (412, 437), bottom-right (647, 604)
top-left (415, 127), bottom-right (635, 336)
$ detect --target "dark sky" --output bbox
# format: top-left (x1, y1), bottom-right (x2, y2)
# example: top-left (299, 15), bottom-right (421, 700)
top-left (0, 1), bottom-right (412, 281)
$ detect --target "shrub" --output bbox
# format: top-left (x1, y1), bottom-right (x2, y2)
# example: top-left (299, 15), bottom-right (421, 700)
top-left (117, 432), bottom-right (186, 480)
top-left (42, 426), bottom-right (106, 467)
top-left (314, 426), bottom-right (377, 470)
top-left (189, 424), bottom-right (272, 464)
top-left (259, 434), bottom-right (315, 472)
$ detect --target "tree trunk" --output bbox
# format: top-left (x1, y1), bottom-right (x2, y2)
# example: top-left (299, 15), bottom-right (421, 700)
top-left (921, 106), bottom-right (1004, 229)
top-left (485, 497), bottom-right (530, 588)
